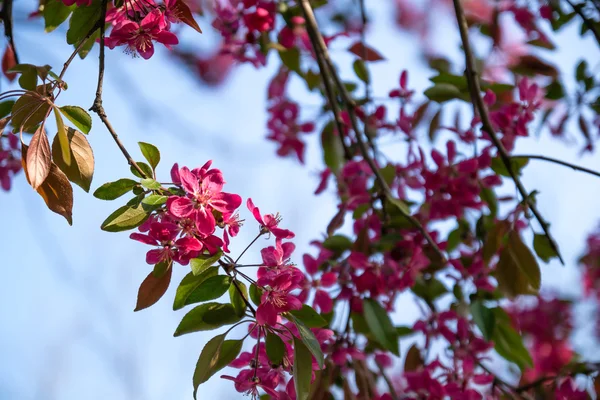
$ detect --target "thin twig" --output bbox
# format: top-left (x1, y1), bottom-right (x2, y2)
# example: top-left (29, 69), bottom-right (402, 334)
top-left (89, 0), bottom-right (148, 179)
top-left (300, 0), bottom-right (446, 263)
top-left (565, 0), bottom-right (600, 47)
top-left (0, 0), bottom-right (19, 64)
top-left (511, 155), bottom-right (600, 178)
top-left (376, 362), bottom-right (399, 400)
top-left (301, 10), bottom-right (352, 161)
top-left (451, 0), bottom-right (564, 264)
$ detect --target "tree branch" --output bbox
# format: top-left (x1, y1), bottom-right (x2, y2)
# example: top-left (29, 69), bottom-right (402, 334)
top-left (0, 0), bottom-right (19, 64)
top-left (451, 0), bottom-right (564, 264)
top-left (89, 0), bottom-right (149, 179)
top-left (565, 0), bottom-right (600, 47)
top-left (300, 0), bottom-right (446, 264)
top-left (511, 155), bottom-right (600, 178)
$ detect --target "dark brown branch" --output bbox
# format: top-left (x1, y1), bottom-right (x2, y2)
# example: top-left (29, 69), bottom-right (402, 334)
top-left (565, 0), bottom-right (600, 47)
top-left (511, 155), bottom-right (600, 178)
top-left (451, 0), bottom-right (564, 264)
top-left (89, 0), bottom-right (149, 180)
top-left (300, 8), bottom-right (352, 161)
top-left (0, 0), bottom-right (19, 64)
top-left (299, 0), bottom-right (446, 264)
top-left (515, 363), bottom-right (600, 393)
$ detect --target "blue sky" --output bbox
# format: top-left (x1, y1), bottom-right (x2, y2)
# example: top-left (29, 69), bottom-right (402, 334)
top-left (0, 2), bottom-right (599, 399)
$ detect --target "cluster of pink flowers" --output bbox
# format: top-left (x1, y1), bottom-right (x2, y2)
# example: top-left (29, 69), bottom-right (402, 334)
top-left (130, 161), bottom-right (242, 265)
top-left (104, 0), bottom-right (181, 59)
top-left (508, 297), bottom-right (587, 398)
top-left (0, 133), bottom-right (21, 191)
top-left (266, 68), bottom-right (315, 163)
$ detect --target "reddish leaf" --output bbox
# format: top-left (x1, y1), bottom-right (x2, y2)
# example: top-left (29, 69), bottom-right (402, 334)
top-left (11, 93), bottom-right (51, 133)
top-left (174, 0), bottom-right (202, 33)
top-left (327, 205), bottom-right (346, 235)
top-left (135, 267), bottom-right (173, 311)
top-left (348, 42), bottom-right (384, 62)
top-left (0, 117), bottom-right (9, 137)
top-left (2, 44), bottom-right (16, 81)
top-left (22, 144), bottom-right (74, 225)
top-left (26, 128), bottom-right (52, 189)
top-left (51, 127), bottom-right (95, 192)
top-left (404, 344), bottom-right (424, 372)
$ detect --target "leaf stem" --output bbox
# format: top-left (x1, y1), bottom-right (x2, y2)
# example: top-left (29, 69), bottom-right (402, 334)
top-left (511, 155), bottom-right (600, 179)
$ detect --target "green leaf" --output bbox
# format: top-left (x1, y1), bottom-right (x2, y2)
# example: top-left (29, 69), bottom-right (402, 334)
top-left (396, 326), bottom-right (414, 337)
top-left (482, 220), bottom-right (509, 263)
top-left (353, 59), bottom-right (369, 83)
top-left (141, 178), bottom-right (161, 190)
top-left (100, 203), bottom-right (150, 232)
top-left (289, 305), bottom-right (328, 328)
top-left (279, 48), bottom-right (301, 74)
top-left (387, 197), bottom-right (411, 215)
top-left (9, 64), bottom-right (37, 91)
top-left (322, 235), bottom-right (353, 252)
top-left (265, 332), bottom-right (286, 366)
top-left (78, 30), bottom-right (98, 59)
top-left (362, 298), bottom-right (399, 356)
top-left (0, 100), bottom-right (15, 119)
top-left (174, 302), bottom-right (242, 337)
top-left (190, 251), bottom-right (223, 276)
top-left (141, 194), bottom-right (167, 206)
top-left (412, 277), bottom-right (448, 302)
top-left (321, 121), bottom-right (344, 175)
top-left (496, 230), bottom-right (541, 298)
top-left (293, 337), bottom-right (312, 400)
top-left (66, 1), bottom-right (101, 45)
top-left (533, 233), bottom-right (558, 263)
top-left (138, 142), bottom-right (160, 170)
top-left (59, 106), bottom-right (92, 134)
top-left (51, 127), bottom-right (94, 192)
top-left (249, 284), bottom-right (263, 306)
top-left (43, 0), bottom-right (74, 33)
top-left (173, 267), bottom-right (219, 310)
top-left (229, 281), bottom-right (248, 317)
top-left (424, 83), bottom-right (464, 103)
top-left (470, 300), bottom-right (495, 341)
top-left (490, 157), bottom-right (529, 177)
top-left (193, 335), bottom-right (244, 397)
top-left (130, 161), bottom-right (153, 179)
top-left (492, 308), bottom-right (533, 370)
top-left (93, 178), bottom-right (138, 200)
top-left (288, 314), bottom-right (324, 369)
top-left (183, 275), bottom-right (232, 305)
top-left (304, 69), bottom-right (321, 91)
top-left (54, 108), bottom-right (71, 166)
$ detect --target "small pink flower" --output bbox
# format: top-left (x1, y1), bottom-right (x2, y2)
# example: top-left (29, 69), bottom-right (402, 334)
top-left (247, 198), bottom-right (295, 239)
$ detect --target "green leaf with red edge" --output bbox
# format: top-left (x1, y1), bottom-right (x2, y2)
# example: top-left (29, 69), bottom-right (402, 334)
top-left (266, 331), bottom-right (286, 366)
top-left (93, 178), bottom-right (138, 200)
top-left (174, 302), bottom-right (241, 337)
top-left (51, 127), bottom-right (94, 192)
top-left (288, 305), bottom-right (328, 328)
top-left (353, 59), bottom-right (369, 83)
top-left (362, 298), bottom-right (400, 356)
top-left (287, 314), bottom-right (324, 369)
top-left (60, 106), bottom-right (92, 134)
top-left (134, 266), bottom-right (172, 311)
top-left (193, 335), bottom-right (243, 398)
top-left (173, 267), bottom-right (219, 310)
top-left (293, 337), bottom-right (312, 400)
top-left (174, 0), bottom-right (202, 33)
top-left (347, 41), bottom-right (385, 62)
